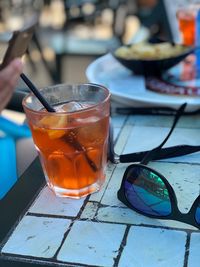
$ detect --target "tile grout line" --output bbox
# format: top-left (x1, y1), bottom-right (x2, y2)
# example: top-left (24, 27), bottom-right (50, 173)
top-left (113, 225), bottom-right (130, 267)
top-left (26, 205), bottom-right (199, 234)
top-left (52, 196), bottom-right (91, 259)
top-left (183, 233), bottom-right (191, 267)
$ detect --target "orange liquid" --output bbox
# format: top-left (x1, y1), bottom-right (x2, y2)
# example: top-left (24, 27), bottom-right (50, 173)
top-left (177, 10), bottom-right (195, 46)
top-left (30, 109), bottom-right (109, 198)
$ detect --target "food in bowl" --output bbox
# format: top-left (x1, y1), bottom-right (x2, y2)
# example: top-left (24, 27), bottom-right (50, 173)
top-left (115, 42), bottom-right (190, 60)
top-left (113, 41), bottom-right (194, 76)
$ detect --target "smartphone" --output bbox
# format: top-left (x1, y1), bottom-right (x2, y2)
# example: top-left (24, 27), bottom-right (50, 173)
top-left (0, 15), bottom-right (38, 70)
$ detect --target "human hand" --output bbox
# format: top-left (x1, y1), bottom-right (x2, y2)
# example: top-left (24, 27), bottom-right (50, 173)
top-left (0, 58), bottom-right (23, 112)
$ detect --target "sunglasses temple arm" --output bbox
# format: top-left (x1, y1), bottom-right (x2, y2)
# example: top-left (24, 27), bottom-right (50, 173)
top-left (119, 144), bottom-right (200, 163)
top-left (140, 103), bottom-right (187, 165)
top-left (116, 106), bottom-right (200, 116)
top-left (116, 107), bottom-right (177, 115)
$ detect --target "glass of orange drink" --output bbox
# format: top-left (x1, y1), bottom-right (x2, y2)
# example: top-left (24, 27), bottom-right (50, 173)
top-left (176, 4), bottom-right (200, 46)
top-left (23, 83), bottom-right (110, 198)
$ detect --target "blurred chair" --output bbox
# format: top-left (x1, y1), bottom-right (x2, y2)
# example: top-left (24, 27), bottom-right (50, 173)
top-left (44, 0), bottom-right (128, 83)
top-left (134, 0), bottom-right (173, 41)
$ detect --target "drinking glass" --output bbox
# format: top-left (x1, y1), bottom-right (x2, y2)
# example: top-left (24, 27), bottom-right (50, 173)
top-left (176, 3), bottom-right (200, 46)
top-left (176, 5), bottom-right (196, 46)
top-left (23, 83), bottom-right (110, 198)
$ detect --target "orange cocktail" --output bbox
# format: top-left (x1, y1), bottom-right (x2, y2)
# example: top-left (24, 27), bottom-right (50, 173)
top-left (176, 5), bottom-right (197, 46)
top-left (23, 84), bottom-right (110, 198)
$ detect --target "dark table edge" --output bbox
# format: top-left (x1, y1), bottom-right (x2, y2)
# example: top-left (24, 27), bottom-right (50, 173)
top-left (0, 156), bottom-right (45, 246)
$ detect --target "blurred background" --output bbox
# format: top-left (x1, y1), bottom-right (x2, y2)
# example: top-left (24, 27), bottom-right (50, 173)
top-left (0, 0), bottom-right (179, 88)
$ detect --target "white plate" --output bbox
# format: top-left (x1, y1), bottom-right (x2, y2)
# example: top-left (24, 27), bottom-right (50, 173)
top-left (86, 53), bottom-right (200, 111)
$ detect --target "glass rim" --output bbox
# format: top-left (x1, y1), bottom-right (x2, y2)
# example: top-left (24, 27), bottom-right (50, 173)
top-left (22, 83), bottom-right (111, 115)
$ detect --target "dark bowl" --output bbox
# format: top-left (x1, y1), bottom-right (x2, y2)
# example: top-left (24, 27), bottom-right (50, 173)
top-left (113, 42), bottom-right (194, 76)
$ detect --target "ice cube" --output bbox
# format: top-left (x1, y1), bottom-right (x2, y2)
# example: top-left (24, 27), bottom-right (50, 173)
top-left (55, 102), bottom-right (88, 113)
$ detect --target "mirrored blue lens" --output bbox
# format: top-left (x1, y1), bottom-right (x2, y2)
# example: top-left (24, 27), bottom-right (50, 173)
top-left (124, 166), bottom-right (172, 217)
top-left (195, 204), bottom-right (200, 224)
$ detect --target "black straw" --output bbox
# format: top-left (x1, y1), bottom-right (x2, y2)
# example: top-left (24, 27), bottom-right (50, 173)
top-left (20, 73), bottom-right (55, 112)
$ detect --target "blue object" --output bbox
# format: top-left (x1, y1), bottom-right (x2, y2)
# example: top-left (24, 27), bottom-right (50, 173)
top-left (0, 116), bottom-right (31, 139)
top-left (0, 136), bottom-right (17, 199)
top-left (195, 206), bottom-right (200, 224)
top-left (195, 9), bottom-right (200, 73)
top-left (0, 116), bottom-right (31, 199)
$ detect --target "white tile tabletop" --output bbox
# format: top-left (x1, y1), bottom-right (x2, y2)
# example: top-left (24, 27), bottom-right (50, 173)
top-left (1, 113), bottom-right (200, 267)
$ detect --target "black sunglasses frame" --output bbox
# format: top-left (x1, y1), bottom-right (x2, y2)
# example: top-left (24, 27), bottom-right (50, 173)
top-left (117, 103), bottom-right (200, 229)
top-left (108, 121), bottom-right (200, 164)
top-left (118, 163), bottom-right (200, 229)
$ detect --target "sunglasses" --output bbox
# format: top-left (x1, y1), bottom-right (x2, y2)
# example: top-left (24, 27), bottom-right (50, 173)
top-left (117, 103), bottom-right (200, 229)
